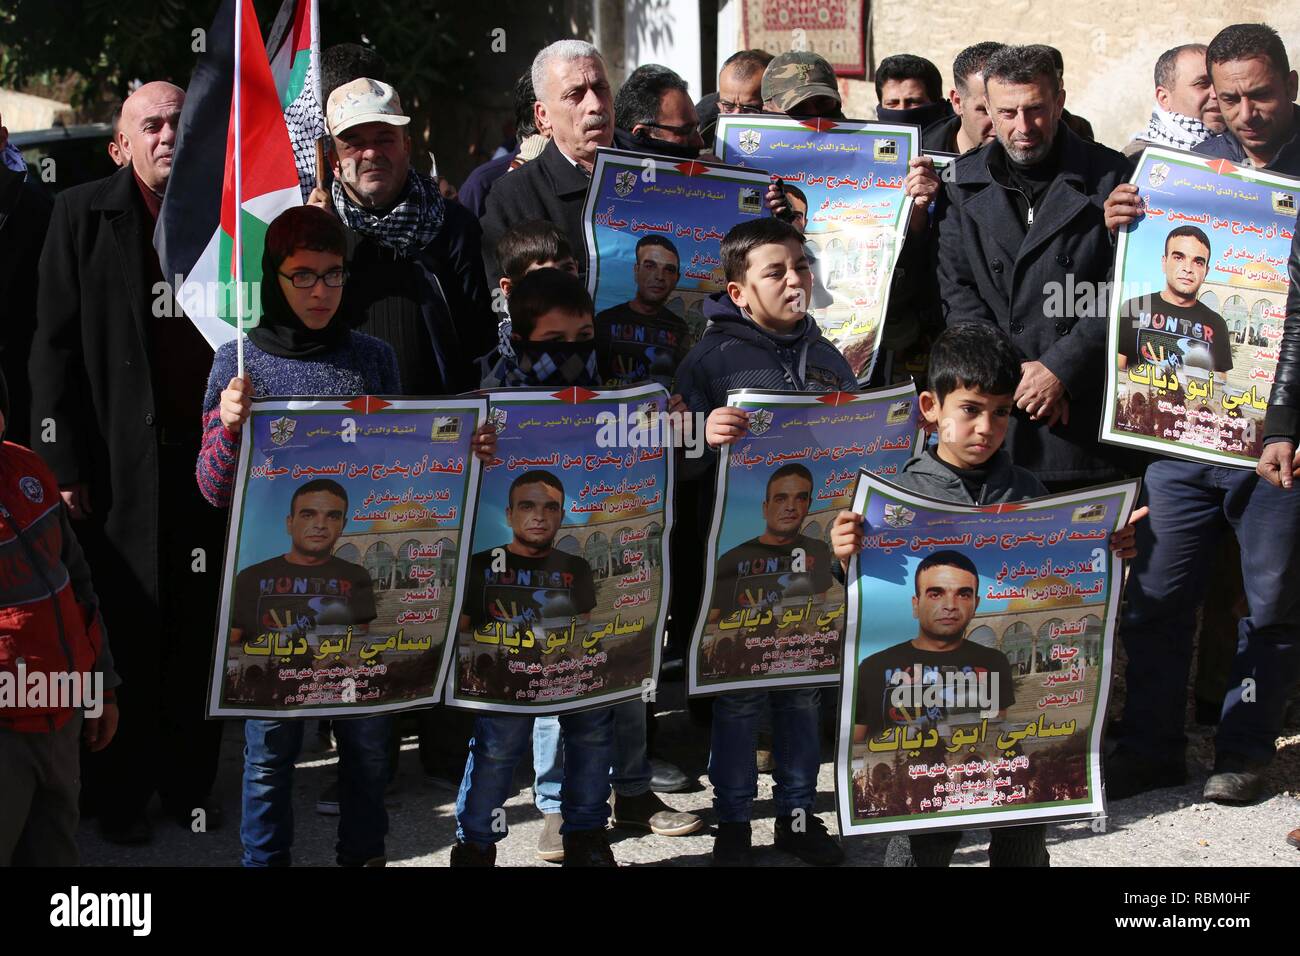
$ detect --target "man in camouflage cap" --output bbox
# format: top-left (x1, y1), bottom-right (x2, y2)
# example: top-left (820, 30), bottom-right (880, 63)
top-left (761, 51), bottom-right (844, 118)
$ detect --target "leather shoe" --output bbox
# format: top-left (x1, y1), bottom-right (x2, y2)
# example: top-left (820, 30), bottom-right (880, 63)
top-left (611, 790), bottom-right (702, 836)
top-left (1203, 755), bottom-right (1268, 805)
top-left (536, 813), bottom-right (564, 863)
top-left (649, 758), bottom-right (692, 793)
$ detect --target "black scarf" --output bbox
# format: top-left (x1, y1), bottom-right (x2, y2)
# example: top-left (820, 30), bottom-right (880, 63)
top-left (246, 244), bottom-right (351, 360)
top-left (612, 126), bottom-right (702, 161)
top-left (876, 100), bottom-right (954, 130)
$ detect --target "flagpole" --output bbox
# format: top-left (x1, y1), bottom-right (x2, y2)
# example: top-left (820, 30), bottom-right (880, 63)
top-left (310, 0), bottom-right (325, 192)
top-left (234, 0), bottom-right (245, 380)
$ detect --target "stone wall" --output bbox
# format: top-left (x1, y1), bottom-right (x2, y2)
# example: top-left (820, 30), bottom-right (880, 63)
top-left (723, 2), bottom-right (1300, 151)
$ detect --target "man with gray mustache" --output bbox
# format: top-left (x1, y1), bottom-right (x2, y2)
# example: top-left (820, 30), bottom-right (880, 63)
top-left (480, 40), bottom-right (615, 285)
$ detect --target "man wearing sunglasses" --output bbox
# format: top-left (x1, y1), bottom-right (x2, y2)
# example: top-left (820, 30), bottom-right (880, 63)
top-left (613, 64), bottom-right (706, 160)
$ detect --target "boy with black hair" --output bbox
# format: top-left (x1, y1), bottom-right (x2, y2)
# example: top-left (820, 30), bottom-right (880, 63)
top-left (484, 221), bottom-right (581, 372)
top-left (831, 323), bottom-right (1144, 866)
top-left (683, 216), bottom-right (856, 867)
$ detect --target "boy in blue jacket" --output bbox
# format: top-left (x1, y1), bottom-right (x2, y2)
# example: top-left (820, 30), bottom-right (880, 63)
top-left (681, 217), bottom-right (856, 866)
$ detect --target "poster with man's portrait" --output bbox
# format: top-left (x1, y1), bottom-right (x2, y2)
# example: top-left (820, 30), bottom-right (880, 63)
top-left (714, 116), bottom-right (920, 379)
top-left (689, 384), bottom-right (920, 696)
top-left (583, 147), bottom-right (772, 356)
top-left (208, 397), bottom-right (486, 718)
top-left (835, 474), bottom-right (1139, 837)
top-left (447, 383), bottom-right (674, 715)
top-left (1102, 145), bottom-right (1299, 466)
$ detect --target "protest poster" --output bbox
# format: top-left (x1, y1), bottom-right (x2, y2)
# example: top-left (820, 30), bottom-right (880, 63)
top-left (1101, 145), bottom-right (1298, 466)
top-left (208, 396), bottom-right (486, 718)
top-left (447, 383), bottom-right (674, 714)
top-left (835, 474), bottom-right (1139, 837)
top-left (582, 147), bottom-right (772, 376)
top-left (689, 383), bottom-right (921, 696)
top-left (714, 115), bottom-right (920, 378)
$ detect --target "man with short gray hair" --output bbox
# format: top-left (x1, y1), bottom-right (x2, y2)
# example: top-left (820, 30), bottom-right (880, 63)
top-left (481, 40), bottom-right (615, 284)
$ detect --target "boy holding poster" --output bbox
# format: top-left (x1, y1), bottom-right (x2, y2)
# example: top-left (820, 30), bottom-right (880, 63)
top-left (831, 325), bottom-right (1144, 865)
top-left (688, 217), bottom-right (857, 866)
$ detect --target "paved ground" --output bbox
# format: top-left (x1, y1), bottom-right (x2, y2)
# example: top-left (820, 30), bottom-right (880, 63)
top-left (77, 677), bottom-right (1300, 868)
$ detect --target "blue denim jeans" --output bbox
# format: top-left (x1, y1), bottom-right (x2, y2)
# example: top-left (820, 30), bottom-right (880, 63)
top-left (531, 699), bottom-right (654, 806)
top-left (709, 688), bottom-right (822, 822)
top-left (532, 716), bottom-right (562, 814)
top-left (241, 715), bottom-right (392, 867)
top-left (1120, 460), bottom-right (1300, 763)
top-left (456, 707), bottom-right (613, 846)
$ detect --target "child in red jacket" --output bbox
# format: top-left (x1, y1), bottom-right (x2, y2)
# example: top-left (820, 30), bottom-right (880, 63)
top-left (0, 369), bottom-right (119, 865)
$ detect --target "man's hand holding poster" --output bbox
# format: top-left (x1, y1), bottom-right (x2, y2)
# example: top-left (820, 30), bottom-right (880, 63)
top-left (689, 384), bottom-right (921, 695)
top-left (835, 474), bottom-right (1139, 837)
top-left (1102, 145), bottom-right (1299, 466)
top-left (714, 116), bottom-right (920, 378)
top-left (209, 397), bottom-right (486, 718)
top-left (448, 384), bottom-right (674, 714)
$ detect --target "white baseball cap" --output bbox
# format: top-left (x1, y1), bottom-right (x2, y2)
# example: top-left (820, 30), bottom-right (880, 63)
top-left (326, 78), bottom-right (411, 136)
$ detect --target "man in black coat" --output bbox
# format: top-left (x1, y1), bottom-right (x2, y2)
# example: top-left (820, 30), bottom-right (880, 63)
top-left (28, 81), bottom-right (225, 844)
top-left (935, 44), bottom-right (1133, 486)
top-left (0, 112), bottom-right (52, 448)
top-left (1102, 22), bottom-right (1300, 806)
top-left (309, 77), bottom-right (495, 394)
top-left (480, 39), bottom-right (615, 286)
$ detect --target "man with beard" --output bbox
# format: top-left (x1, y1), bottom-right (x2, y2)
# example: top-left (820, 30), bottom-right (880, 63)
top-left (935, 44), bottom-right (1133, 487)
top-left (308, 78), bottom-right (494, 395)
top-left (594, 235), bottom-right (690, 388)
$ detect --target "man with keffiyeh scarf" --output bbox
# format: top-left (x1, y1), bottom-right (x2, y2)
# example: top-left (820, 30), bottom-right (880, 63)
top-left (308, 78), bottom-right (495, 396)
top-left (1123, 43), bottom-right (1226, 159)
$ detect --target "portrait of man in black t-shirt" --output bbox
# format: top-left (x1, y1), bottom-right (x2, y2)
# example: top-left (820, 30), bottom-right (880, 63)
top-left (852, 550), bottom-right (1013, 741)
top-left (460, 469), bottom-right (597, 648)
top-left (231, 479), bottom-right (377, 645)
top-left (595, 235), bottom-right (691, 388)
top-left (709, 463), bottom-right (835, 630)
top-left (1118, 225), bottom-right (1232, 383)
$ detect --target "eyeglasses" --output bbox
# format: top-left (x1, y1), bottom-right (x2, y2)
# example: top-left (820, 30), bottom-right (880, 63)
top-left (717, 100), bottom-right (764, 114)
top-left (279, 268), bottom-right (349, 289)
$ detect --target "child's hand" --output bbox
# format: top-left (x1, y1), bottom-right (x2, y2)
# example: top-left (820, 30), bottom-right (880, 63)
top-left (1108, 506), bottom-right (1148, 560)
top-left (220, 376), bottom-right (253, 431)
top-left (706, 407), bottom-right (749, 448)
top-left (471, 422), bottom-right (497, 463)
top-left (831, 510), bottom-right (866, 567)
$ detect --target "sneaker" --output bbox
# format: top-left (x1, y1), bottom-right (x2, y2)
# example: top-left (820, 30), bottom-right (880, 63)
top-left (1104, 746), bottom-right (1186, 801)
top-left (449, 841), bottom-right (496, 867)
top-left (536, 813), bottom-right (565, 863)
top-left (611, 790), bottom-right (703, 837)
top-left (1203, 755), bottom-right (1268, 805)
top-left (561, 827), bottom-right (617, 867)
top-left (316, 782), bottom-right (340, 816)
top-left (773, 813), bottom-right (844, 866)
top-left (648, 758), bottom-right (692, 793)
top-left (712, 821), bottom-right (754, 867)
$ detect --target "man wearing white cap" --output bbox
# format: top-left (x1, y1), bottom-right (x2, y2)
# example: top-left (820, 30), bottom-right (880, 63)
top-left (309, 77), bottom-right (494, 394)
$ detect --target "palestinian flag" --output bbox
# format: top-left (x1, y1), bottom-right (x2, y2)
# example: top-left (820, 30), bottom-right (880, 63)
top-left (156, 0), bottom-right (301, 349)
top-left (266, 0), bottom-right (327, 199)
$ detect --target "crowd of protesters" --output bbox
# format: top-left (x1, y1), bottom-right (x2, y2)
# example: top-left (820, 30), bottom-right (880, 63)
top-left (1, 20), bottom-right (1299, 868)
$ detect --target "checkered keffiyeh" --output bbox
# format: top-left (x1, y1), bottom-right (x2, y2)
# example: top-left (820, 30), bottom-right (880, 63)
top-left (284, 58), bottom-right (328, 200)
top-left (480, 343), bottom-right (600, 389)
top-left (331, 168), bottom-right (446, 256)
top-left (1141, 106), bottom-right (1211, 152)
